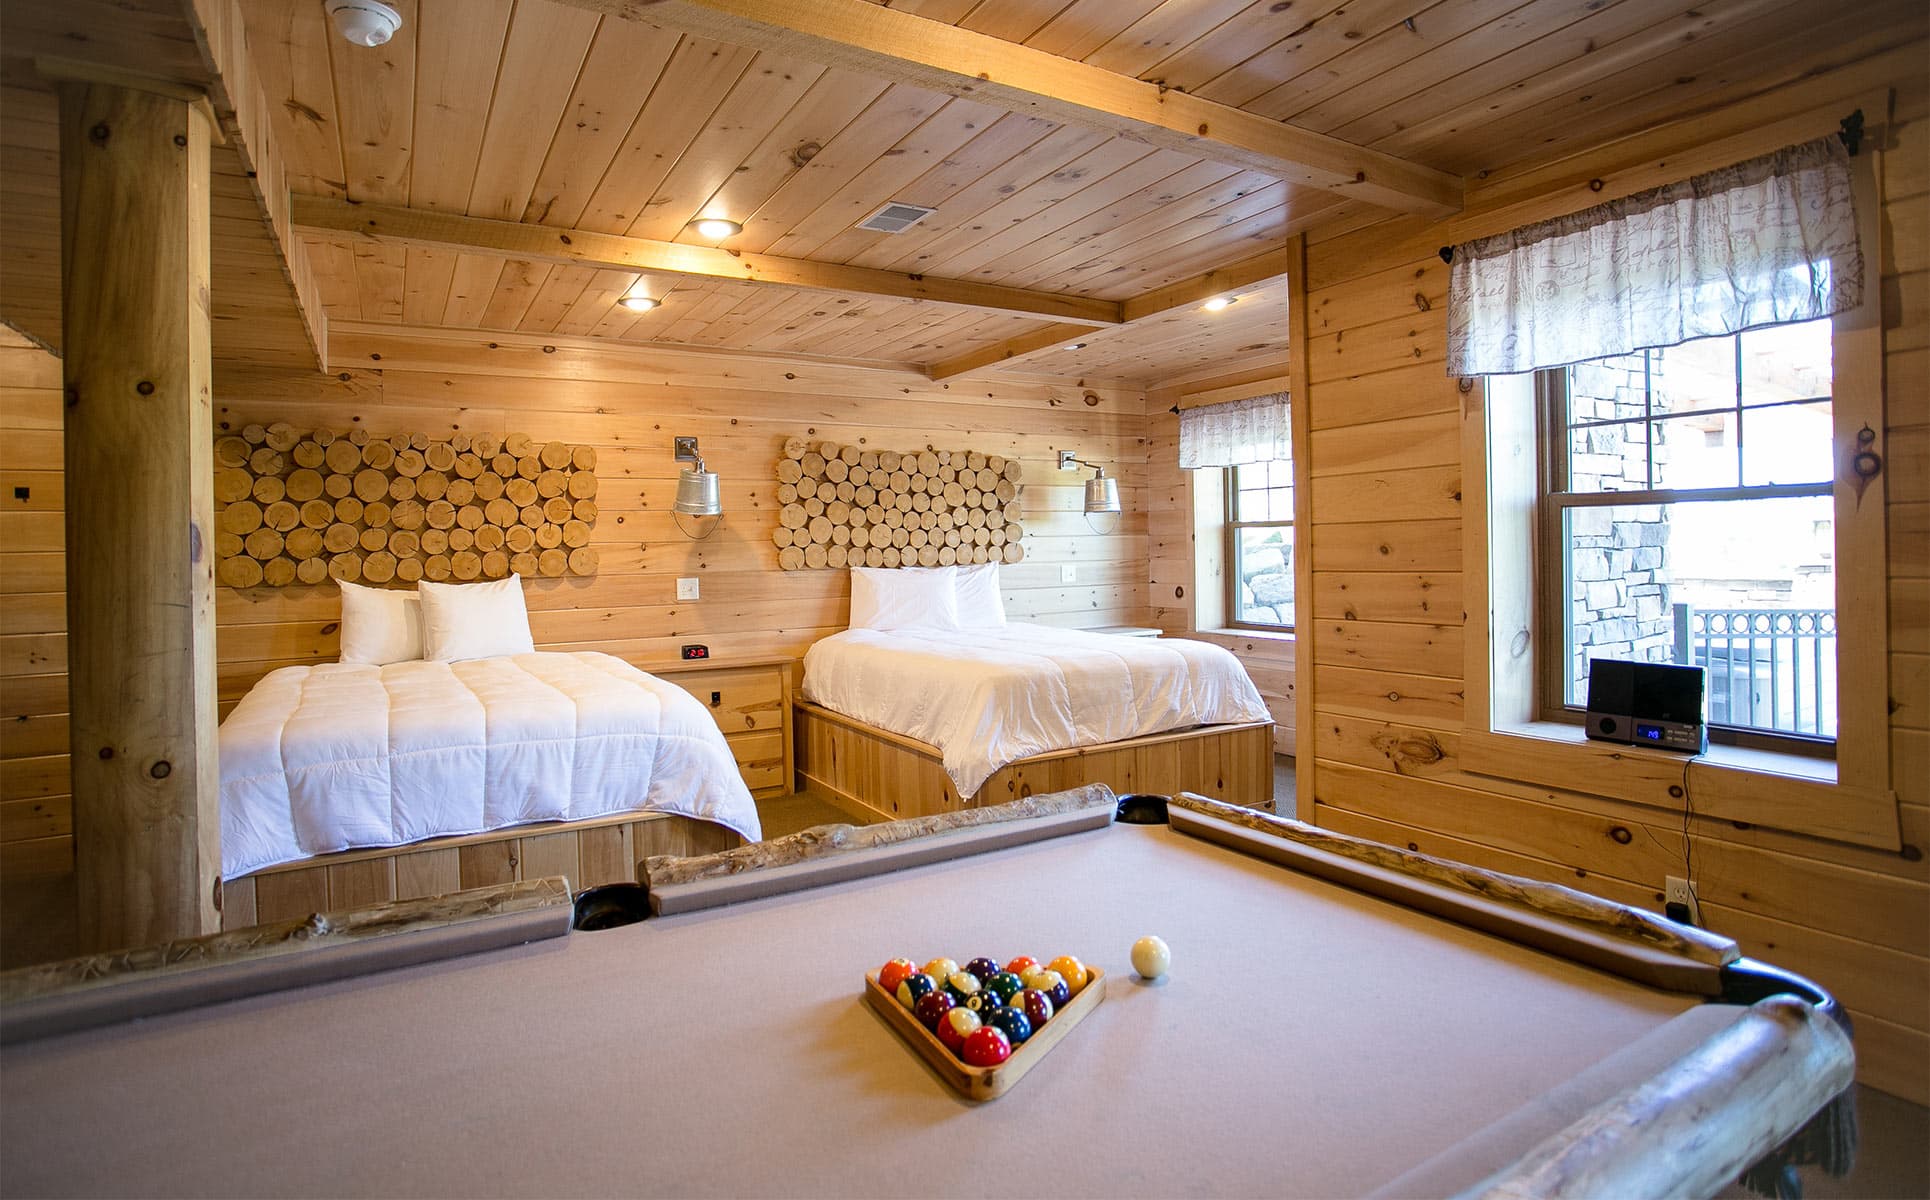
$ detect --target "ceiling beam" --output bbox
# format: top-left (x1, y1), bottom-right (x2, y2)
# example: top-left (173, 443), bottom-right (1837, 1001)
top-left (582, 0), bottom-right (1462, 218)
top-left (929, 242), bottom-right (1305, 381)
top-left (291, 195), bottom-right (1123, 328)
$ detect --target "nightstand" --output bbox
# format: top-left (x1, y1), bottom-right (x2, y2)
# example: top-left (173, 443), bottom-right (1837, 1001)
top-left (647, 655), bottom-right (795, 799)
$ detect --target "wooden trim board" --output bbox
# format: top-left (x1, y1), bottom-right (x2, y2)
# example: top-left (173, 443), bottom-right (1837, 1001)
top-left (795, 700), bottom-right (1273, 821)
top-left (219, 811), bottom-right (741, 930)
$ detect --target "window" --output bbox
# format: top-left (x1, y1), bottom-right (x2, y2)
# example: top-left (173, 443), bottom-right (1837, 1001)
top-left (1538, 318), bottom-right (1836, 747)
top-left (1226, 459), bottom-right (1293, 631)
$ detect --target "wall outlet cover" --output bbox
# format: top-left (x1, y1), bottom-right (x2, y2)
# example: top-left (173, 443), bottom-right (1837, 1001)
top-left (676, 577), bottom-right (700, 600)
top-left (1664, 876), bottom-right (1702, 926)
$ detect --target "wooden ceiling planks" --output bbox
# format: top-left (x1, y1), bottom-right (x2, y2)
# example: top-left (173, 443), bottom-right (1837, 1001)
top-left (208, 0), bottom-right (1921, 386)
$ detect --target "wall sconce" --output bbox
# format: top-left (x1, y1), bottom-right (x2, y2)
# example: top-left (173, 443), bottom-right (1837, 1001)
top-left (1059, 450), bottom-right (1121, 534)
top-left (672, 436), bottom-right (722, 540)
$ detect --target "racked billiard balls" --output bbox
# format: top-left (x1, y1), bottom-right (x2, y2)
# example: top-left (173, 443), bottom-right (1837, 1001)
top-left (922, 957), bottom-right (960, 985)
top-left (935, 1006), bottom-right (982, 1054)
top-left (985, 971), bottom-right (1025, 1005)
top-left (960, 1025), bottom-right (1012, 1068)
top-left (878, 958), bottom-right (917, 994)
top-left (1017, 988), bottom-right (1054, 1026)
top-left (1004, 955), bottom-right (1039, 976)
top-left (895, 972), bottom-right (938, 1011)
top-left (1046, 955), bottom-right (1090, 995)
top-left (964, 956), bottom-right (1001, 983)
top-left (1023, 969), bottom-right (1070, 1010)
top-left (986, 1006), bottom-right (1033, 1045)
top-left (914, 989), bottom-right (956, 1030)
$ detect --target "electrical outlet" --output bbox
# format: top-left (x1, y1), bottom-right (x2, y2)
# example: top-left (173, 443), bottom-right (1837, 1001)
top-left (1061, 564), bottom-right (1077, 583)
top-left (676, 577), bottom-right (700, 601)
top-left (1664, 876), bottom-right (1702, 926)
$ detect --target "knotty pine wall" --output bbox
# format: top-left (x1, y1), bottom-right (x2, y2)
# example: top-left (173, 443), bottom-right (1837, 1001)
top-left (0, 327), bottom-right (1153, 965)
top-left (1154, 60), bottom-right (1929, 1100)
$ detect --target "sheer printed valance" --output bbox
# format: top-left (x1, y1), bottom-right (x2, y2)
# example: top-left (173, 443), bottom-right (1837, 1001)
top-left (1177, 392), bottom-right (1290, 469)
top-left (1446, 134), bottom-right (1863, 376)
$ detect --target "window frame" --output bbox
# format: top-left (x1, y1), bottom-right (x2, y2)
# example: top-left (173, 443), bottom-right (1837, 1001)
top-left (1222, 462), bottom-right (1295, 634)
top-left (1531, 349), bottom-right (1838, 755)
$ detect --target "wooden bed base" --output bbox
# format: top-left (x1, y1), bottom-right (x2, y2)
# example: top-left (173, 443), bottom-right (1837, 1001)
top-left (794, 701), bottom-right (1275, 823)
top-left (219, 811), bottom-right (742, 930)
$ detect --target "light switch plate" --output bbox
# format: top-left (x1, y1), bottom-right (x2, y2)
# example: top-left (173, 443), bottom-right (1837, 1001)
top-left (1061, 564), bottom-right (1077, 583)
top-left (676, 577), bottom-right (700, 600)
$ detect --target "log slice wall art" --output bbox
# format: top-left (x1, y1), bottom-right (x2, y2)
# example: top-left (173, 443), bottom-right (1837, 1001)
top-left (214, 423), bottom-right (599, 587)
top-left (772, 438), bottom-right (1023, 570)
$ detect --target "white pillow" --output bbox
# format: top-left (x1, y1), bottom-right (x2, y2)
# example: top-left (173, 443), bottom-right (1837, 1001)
top-left (849, 566), bottom-right (959, 631)
top-left (416, 577), bottom-right (535, 662)
top-left (953, 562), bottom-right (1007, 629)
top-left (337, 580), bottom-right (423, 666)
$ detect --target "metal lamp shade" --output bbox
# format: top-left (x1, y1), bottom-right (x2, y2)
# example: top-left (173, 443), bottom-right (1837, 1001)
top-left (674, 467), bottom-right (721, 517)
top-left (1084, 469), bottom-right (1120, 515)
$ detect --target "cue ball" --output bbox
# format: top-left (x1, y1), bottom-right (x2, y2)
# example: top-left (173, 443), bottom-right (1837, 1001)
top-left (1130, 935), bottom-right (1171, 980)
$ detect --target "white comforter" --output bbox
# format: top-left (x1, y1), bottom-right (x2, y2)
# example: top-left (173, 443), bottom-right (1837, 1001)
top-left (801, 623), bottom-right (1270, 798)
top-left (219, 651), bottom-right (761, 879)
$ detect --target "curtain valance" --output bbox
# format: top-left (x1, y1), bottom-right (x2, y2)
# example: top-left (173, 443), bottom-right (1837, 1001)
top-left (1177, 392), bottom-right (1290, 469)
top-left (1446, 134), bottom-right (1863, 376)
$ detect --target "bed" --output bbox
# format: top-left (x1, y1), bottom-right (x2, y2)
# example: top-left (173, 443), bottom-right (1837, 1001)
top-left (217, 650), bottom-right (761, 927)
top-left (798, 620), bottom-right (1274, 820)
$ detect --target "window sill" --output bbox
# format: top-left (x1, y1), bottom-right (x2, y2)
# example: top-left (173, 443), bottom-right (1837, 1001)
top-left (1202, 627), bottom-right (1296, 644)
top-left (1461, 722), bottom-right (1897, 850)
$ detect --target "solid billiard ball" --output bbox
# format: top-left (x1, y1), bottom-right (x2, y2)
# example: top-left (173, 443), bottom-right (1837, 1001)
top-left (878, 958), bottom-right (917, 994)
top-left (1005, 955), bottom-right (1039, 976)
top-left (1131, 935), bottom-right (1171, 980)
top-left (914, 989), bottom-right (956, 1030)
top-left (1046, 955), bottom-right (1090, 995)
top-left (896, 972), bottom-right (938, 1010)
top-left (943, 971), bottom-right (983, 1007)
top-left (960, 1026), bottom-right (1013, 1068)
top-left (1017, 988), bottom-right (1054, 1026)
top-left (985, 1006), bottom-right (1033, 1045)
top-left (923, 957), bottom-right (960, 985)
top-left (985, 971), bottom-right (1024, 1005)
top-left (964, 957), bottom-right (1001, 983)
top-left (936, 1006), bottom-right (982, 1054)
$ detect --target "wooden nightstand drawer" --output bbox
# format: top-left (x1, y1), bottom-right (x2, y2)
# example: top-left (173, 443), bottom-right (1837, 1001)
top-left (663, 666), bottom-right (784, 735)
top-left (644, 655), bottom-right (796, 800)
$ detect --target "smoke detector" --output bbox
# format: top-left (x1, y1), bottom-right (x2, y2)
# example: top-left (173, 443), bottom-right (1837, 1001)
top-left (326, 0), bottom-right (402, 47)
top-left (856, 201), bottom-right (937, 234)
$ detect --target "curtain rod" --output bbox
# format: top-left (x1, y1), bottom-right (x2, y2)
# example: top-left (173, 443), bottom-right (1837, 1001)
top-left (1437, 109), bottom-right (1866, 265)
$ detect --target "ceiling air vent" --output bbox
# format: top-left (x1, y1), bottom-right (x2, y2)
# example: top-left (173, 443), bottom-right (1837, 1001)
top-left (857, 201), bottom-right (936, 234)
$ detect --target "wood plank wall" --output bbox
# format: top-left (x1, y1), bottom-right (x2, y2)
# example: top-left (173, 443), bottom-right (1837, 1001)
top-left (0, 328), bottom-right (1152, 965)
top-left (1266, 67), bottom-right (1923, 1102)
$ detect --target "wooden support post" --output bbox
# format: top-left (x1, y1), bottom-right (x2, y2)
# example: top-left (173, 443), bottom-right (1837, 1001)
top-left (56, 78), bottom-right (221, 951)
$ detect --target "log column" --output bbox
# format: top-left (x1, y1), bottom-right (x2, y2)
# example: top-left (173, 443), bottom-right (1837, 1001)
top-left (57, 79), bottom-right (221, 950)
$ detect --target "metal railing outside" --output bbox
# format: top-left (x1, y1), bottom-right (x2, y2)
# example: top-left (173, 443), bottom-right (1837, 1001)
top-left (1673, 604), bottom-right (1837, 738)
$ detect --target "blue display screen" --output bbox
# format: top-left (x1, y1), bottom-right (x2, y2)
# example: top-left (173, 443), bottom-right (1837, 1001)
top-left (1637, 725), bottom-right (1664, 742)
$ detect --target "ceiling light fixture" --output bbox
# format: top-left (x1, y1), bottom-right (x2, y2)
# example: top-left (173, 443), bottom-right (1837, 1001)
top-left (1063, 342), bottom-right (1088, 351)
top-left (1202, 296), bottom-right (1235, 312)
top-left (324, 0), bottom-right (402, 47)
top-left (689, 218), bottom-right (743, 240)
top-left (619, 279), bottom-right (659, 312)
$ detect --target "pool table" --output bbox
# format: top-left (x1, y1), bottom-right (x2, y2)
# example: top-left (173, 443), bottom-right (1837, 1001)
top-left (0, 788), bottom-right (1854, 1198)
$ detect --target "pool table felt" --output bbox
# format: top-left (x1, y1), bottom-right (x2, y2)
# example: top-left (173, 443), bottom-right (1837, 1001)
top-left (1, 821), bottom-right (1708, 1198)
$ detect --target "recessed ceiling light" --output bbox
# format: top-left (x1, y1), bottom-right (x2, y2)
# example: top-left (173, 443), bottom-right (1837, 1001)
top-left (1202, 296), bottom-right (1235, 312)
top-left (619, 290), bottom-right (660, 312)
top-left (1064, 342), bottom-right (1088, 351)
top-left (689, 218), bottom-right (743, 240)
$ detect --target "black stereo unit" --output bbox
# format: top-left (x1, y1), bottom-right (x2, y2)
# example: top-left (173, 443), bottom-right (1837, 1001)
top-left (1584, 659), bottom-right (1708, 753)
